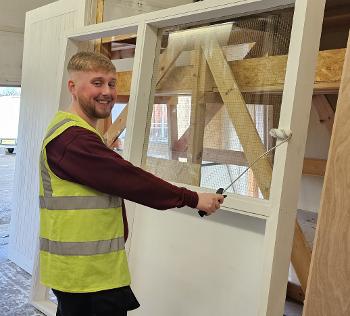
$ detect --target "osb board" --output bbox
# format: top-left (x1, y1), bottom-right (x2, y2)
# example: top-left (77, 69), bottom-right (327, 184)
top-left (116, 71), bottom-right (133, 96)
top-left (303, 35), bottom-right (350, 316)
top-left (116, 49), bottom-right (345, 95)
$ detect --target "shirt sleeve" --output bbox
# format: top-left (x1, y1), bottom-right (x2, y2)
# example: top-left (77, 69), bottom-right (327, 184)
top-left (46, 126), bottom-right (198, 210)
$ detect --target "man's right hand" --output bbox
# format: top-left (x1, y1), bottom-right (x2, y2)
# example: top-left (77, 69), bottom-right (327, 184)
top-left (196, 192), bottom-right (224, 215)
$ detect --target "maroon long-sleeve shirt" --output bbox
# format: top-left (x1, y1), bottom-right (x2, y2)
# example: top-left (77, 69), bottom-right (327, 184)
top-left (46, 126), bottom-right (198, 239)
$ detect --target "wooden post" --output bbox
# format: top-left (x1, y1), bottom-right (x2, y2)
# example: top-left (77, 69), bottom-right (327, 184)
top-left (94, 0), bottom-right (104, 53)
top-left (94, 0), bottom-right (113, 136)
top-left (247, 104), bottom-right (259, 198)
top-left (303, 32), bottom-right (350, 316)
top-left (291, 220), bottom-right (312, 293)
top-left (201, 36), bottom-right (272, 199)
top-left (311, 95), bottom-right (335, 134)
top-left (188, 43), bottom-right (208, 167)
top-left (167, 96), bottom-right (179, 160)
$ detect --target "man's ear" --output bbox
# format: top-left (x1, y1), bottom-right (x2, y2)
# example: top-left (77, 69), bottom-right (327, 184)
top-left (67, 79), bottom-right (76, 96)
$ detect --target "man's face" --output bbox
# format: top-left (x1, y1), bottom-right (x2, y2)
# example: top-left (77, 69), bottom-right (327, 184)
top-left (69, 70), bottom-right (117, 120)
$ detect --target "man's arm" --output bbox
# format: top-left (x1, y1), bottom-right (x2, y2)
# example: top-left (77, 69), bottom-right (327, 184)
top-left (46, 127), bottom-right (223, 213)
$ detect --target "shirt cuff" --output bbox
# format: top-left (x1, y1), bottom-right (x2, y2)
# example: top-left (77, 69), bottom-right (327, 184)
top-left (182, 188), bottom-right (198, 209)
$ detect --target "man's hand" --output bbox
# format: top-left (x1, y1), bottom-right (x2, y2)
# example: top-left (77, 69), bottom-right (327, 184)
top-left (196, 193), bottom-right (225, 215)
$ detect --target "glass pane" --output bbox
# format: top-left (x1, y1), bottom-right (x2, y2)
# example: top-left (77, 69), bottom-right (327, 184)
top-left (143, 8), bottom-right (294, 199)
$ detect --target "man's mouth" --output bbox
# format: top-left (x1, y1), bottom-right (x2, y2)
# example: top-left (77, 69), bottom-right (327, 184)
top-left (95, 98), bottom-right (113, 105)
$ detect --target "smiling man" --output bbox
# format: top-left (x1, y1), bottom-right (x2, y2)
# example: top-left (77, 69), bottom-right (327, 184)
top-left (38, 51), bottom-right (224, 316)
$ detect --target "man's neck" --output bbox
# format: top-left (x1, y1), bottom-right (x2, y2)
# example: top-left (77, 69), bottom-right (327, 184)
top-left (68, 103), bottom-right (97, 128)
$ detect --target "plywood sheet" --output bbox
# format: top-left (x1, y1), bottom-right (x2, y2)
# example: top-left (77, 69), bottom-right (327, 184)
top-left (303, 34), bottom-right (350, 316)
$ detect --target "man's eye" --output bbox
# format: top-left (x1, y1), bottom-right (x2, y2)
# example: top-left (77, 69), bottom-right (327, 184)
top-left (109, 82), bottom-right (116, 88)
top-left (93, 81), bottom-right (102, 86)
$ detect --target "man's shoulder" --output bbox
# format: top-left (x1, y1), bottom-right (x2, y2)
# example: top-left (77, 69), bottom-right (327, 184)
top-left (50, 125), bottom-right (102, 149)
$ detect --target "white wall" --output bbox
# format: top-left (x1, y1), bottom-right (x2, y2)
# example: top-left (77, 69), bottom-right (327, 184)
top-left (297, 105), bottom-right (331, 212)
top-left (0, 31), bottom-right (23, 86)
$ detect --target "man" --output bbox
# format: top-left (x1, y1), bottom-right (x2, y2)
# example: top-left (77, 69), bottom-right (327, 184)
top-left (39, 51), bottom-right (224, 316)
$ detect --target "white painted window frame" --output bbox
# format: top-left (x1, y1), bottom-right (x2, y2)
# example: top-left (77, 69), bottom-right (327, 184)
top-left (31, 0), bottom-right (325, 315)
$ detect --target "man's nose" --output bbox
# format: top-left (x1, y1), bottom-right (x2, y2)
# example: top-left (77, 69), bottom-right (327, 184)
top-left (101, 84), bottom-right (112, 95)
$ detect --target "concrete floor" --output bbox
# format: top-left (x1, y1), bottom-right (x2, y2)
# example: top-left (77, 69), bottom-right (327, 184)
top-left (0, 147), bottom-right (44, 315)
top-left (0, 147), bottom-right (303, 315)
top-left (0, 146), bottom-right (13, 266)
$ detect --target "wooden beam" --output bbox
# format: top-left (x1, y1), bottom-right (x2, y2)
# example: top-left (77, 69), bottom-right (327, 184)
top-left (247, 106), bottom-right (259, 198)
top-left (292, 157), bottom-right (327, 298)
top-left (116, 95), bottom-right (130, 103)
top-left (94, 0), bottom-right (114, 135)
top-left (325, 94), bottom-right (338, 111)
top-left (286, 282), bottom-right (305, 304)
top-left (104, 105), bottom-right (128, 148)
top-left (188, 44), bottom-right (207, 164)
top-left (111, 48), bottom-right (134, 59)
top-left (323, 4), bottom-right (350, 30)
top-left (202, 92), bottom-right (279, 105)
top-left (116, 49), bottom-right (345, 96)
top-left (175, 146), bottom-right (327, 177)
top-left (201, 148), bottom-right (246, 166)
top-left (312, 95), bottom-right (335, 134)
top-left (303, 33), bottom-right (350, 316)
top-left (291, 220), bottom-right (312, 293)
top-left (101, 42), bottom-right (112, 59)
top-left (102, 33), bottom-right (137, 44)
top-left (158, 148), bottom-right (246, 166)
top-left (167, 97), bottom-right (179, 160)
top-left (201, 37), bottom-right (272, 198)
top-left (174, 146), bottom-right (326, 178)
top-left (248, 168), bottom-right (259, 198)
top-left (94, 0), bottom-right (104, 53)
top-left (302, 158), bottom-right (327, 177)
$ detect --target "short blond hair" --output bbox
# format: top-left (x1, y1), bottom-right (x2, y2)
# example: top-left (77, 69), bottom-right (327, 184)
top-left (67, 51), bottom-right (116, 73)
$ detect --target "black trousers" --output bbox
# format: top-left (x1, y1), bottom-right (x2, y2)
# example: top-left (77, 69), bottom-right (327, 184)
top-left (53, 287), bottom-right (140, 316)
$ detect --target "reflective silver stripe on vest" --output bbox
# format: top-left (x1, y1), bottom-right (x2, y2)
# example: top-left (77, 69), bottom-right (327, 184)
top-left (40, 237), bottom-right (125, 256)
top-left (45, 118), bottom-right (74, 141)
top-left (40, 118), bottom-right (122, 210)
top-left (40, 119), bottom-right (75, 198)
top-left (40, 195), bottom-right (122, 210)
top-left (40, 154), bottom-right (53, 198)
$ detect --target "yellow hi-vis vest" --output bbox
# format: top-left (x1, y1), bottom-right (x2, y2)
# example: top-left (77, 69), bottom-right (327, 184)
top-left (39, 111), bottom-right (131, 293)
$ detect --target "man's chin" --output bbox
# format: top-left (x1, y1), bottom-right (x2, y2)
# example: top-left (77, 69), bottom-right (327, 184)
top-left (95, 106), bottom-right (112, 119)
top-left (96, 112), bottom-right (111, 119)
